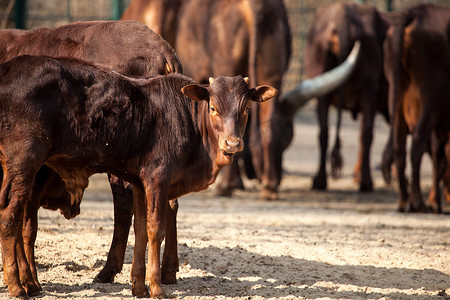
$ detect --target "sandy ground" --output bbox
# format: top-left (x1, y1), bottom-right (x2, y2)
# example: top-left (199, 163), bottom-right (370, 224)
top-left (0, 102), bottom-right (449, 300)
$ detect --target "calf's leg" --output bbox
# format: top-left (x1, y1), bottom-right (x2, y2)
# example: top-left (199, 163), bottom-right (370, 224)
top-left (0, 170), bottom-right (40, 298)
top-left (161, 198), bottom-right (179, 284)
top-left (130, 185), bottom-right (149, 297)
top-left (94, 175), bottom-right (133, 283)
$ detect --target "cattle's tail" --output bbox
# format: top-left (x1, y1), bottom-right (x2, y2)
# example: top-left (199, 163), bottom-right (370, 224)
top-left (330, 6), bottom-right (351, 179)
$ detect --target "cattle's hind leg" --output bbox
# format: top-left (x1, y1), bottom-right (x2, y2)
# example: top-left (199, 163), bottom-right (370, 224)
top-left (161, 198), bottom-right (179, 284)
top-left (0, 167), bottom-right (41, 298)
top-left (94, 175), bottom-right (133, 283)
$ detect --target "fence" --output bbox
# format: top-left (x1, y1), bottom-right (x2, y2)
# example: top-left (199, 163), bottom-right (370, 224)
top-left (1, 0), bottom-right (450, 91)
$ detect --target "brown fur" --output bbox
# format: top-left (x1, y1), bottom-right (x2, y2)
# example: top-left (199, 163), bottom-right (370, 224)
top-left (121, 0), bottom-right (292, 200)
top-left (383, 3), bottom-right (450, 213)
top-left (0, 20), bottom-right (183, 291)
top-left (304, 2), bottom-right (390, 192)
top-left (0, 56), bottom-right (276, 298)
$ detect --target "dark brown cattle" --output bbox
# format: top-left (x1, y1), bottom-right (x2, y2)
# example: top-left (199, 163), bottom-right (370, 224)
top-left (383, 3), bottom-right (450, 213)
top-left (0, 55), bottom-right (277, 298)
top-left (304, 2), bottom-right (390, 192)
top-left (0, 20), bottom-right (183, 290)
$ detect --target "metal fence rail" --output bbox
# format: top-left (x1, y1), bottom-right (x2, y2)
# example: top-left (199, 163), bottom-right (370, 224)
top-left (1, 0), bottom-right (450, 91)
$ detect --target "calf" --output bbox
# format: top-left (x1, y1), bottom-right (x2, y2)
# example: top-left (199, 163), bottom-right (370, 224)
top-left (0, 20), bottom-right (183, 287)
top-left (0, 55), bottom-right (276, 298)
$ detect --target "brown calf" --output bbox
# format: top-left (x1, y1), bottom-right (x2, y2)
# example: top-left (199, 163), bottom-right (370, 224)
top-left (0, 55), bottom-right (276, 298)
top-left (0, 20), bottom-right (182, 289)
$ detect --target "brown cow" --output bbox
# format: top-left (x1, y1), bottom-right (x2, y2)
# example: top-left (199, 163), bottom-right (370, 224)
top-left (304, 2), bottom-right (390, 192)
top-left (0, 20), bottom-right (183, 290)
top-left (383, 3), bottom-right (450, 213)
top-left (121, 0), bottom-right (289, 199)
top-left (0, 55), bottom-right (277, 298)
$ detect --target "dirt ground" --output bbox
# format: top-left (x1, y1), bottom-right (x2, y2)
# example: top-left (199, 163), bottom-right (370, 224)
top-left (0, 102), bottom-right (449, 300)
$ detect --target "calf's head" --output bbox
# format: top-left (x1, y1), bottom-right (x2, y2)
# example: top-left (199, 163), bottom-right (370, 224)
top-left (182, 76), bottom-right (277, 159)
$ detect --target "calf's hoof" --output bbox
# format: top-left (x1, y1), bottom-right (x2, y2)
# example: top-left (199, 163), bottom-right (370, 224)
top-left (312, 176), bottom-right (327, 190)
top-left (24, 282), bottom-right (41, 297)
top-left (93, 268), bottom-right (117, 283)
top-left (9, 286), bottom-right (29, 300)
top-left (161, 271), bottom-right (177, 285)
top-left (150, 284), bottom-right (166, 299)
top-left (132, 282), bottom-right (149, 298)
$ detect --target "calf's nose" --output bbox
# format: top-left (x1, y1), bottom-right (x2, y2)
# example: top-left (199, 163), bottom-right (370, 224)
top-left (223, 137), bottom-right (241, 154)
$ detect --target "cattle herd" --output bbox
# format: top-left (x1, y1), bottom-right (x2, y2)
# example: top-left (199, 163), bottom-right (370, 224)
top-left (0, 0), bottom-right (448, 299)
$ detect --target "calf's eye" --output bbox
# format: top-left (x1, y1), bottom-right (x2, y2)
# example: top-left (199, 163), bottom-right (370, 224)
top-left (210, 106), bottom-right (216, 113)
top-left (245, 107), bottom-right (250, 113)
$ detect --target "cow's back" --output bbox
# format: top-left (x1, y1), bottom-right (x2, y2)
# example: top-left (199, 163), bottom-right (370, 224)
top-left (0, 21), bottom-right (182, 76)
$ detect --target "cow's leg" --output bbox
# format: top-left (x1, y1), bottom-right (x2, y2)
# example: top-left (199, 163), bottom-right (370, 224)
top-left (0, 168), bottom-right (40, 298)
top-left (313, 97), bottom-right (329, 190)
top-left (215, 159), bottom-right (244, 196)
top-left (161, 198), bottom-right (178, 284)
top-left (21, 192), bottom-right (42, 291)
top-left (427, 130), bottom-right (447, 213)
top-left (130, 185), bottom-right (149, 297)
top-left (393, 102), bottom-right (409, 211)
top-left (145, 181), bottom-right (167, 298)
top-left (94, 174), bottom-right (133, 283)
top-left (358, 98), bottom-right (375, 192)
top-left (381, 128), bottom-right (394, 185)
top-left (408, 117), bottom-right (433, 212)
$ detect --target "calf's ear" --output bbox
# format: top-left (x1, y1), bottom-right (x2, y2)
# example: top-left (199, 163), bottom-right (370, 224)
top-left (250, 86), bottom-right (278, 102)
top-left (182, 84), bottom-right (210, 102)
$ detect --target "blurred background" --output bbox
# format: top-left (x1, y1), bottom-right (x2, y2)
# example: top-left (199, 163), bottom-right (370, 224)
top-left (1, 0), bottom-right (449, 94)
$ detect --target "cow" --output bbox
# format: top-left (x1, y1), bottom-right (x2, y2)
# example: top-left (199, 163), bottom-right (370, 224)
top-left (0, 20), bottom-right (183, 290)
top-left (383, 3), bottom-right (450, 213)
top-left (120, 0), bottom-right (289, 200)
top-left (304, 2), bottom-right (390, 192)
top-left (0, 55), bottom-right (278, 298)
top-left (120, 0), bottom-right (182, 48)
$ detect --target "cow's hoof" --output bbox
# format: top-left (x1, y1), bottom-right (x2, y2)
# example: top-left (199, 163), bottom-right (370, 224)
top-left (312, 177), bottom-right (327, 190)
top-left (161, 271), bottom-right (177, 285)
top-left (261, 187), bottom-right (278, 201)
top-left (132, 283), bottom-right (149, 298)
top-left (93, 268), bottom-right (117, 283)
top-left (10, 286), bottom-right (29, 300)
top-left (406, 201), bottom-right (427, 213)
top-left (359, 181), bottom-right (373, 192)
top-left (425, 202), bottom-right (441, 214)
top-left (215, 185), bottom-right (233, 197)
top-left (25, 283), bottom-right (41, 297)
top-left (150, 284), bottom-right (166, 299)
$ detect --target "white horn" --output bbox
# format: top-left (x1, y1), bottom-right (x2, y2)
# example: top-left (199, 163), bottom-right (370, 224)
top-left (209, 77), bottom-right (215, 85)
top-left (282, 40), bottom-right (361, 111)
